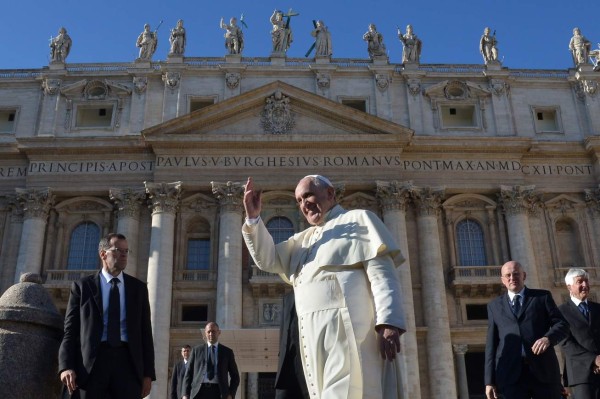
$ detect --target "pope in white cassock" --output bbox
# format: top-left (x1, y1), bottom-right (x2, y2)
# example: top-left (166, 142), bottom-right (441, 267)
top-left (242, 175), bottom-right (406, 399)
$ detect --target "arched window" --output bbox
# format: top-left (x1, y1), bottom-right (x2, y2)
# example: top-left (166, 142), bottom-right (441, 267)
top-left (456, 219), bottom-right (487, 266)
top-left (66, 222), bottom-right (100, 270)
top-left (186, 238), bottom-right (211, 270)
top-left (266, 217), bottom-right (294, 244)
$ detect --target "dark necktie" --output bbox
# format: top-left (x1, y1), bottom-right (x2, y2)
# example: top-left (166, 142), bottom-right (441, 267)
top-left (107, 278), bottom-right (121, 347)
top-left (579, 302), bottom-right (589, 320)
top-left (512, 294), bottom-right (521, 315)
top-left (207, 346), bottom-right (215, 380)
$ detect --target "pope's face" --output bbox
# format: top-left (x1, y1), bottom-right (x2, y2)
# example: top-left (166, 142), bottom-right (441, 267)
top-left (295, 178), bottom-right (336, 226)
top-left (568, 275), bottom-right (589, 301)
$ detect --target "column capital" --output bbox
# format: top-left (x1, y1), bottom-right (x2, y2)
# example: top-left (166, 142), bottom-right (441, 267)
top-left (585, 185), bottom-right (600, 216)
top-left (498, 185), bottom-right (540, 216)
top-left (410, 186), bottom-right (445, 217)
top-left (15, 188), bottom-right (54, 220)
top-left (376, 180), bottom-right (412, 212)
top-left (211, 181), bottom-right (245, 213)
top-left (110, 188), bottom-right (146, 219)
top-left (145, 181), bottom-right (182, 215)
top-left (453, 343), bottom-right (469, 355)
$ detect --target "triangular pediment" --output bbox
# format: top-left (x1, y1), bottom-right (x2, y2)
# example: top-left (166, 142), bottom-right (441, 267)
top-left (142, 81), bottom-right (413, 146)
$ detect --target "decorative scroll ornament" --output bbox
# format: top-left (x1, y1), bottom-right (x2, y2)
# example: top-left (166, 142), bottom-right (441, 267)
top-left (145, 181), bottom-right (182, 214)
top-left (489, 79), bottom-right (509, 96)
top-left (316, 73), bottom-right (330, 90)
top-left (225, 72), bottom-right (241, 89)
top-left (133, 77), bottom-right (148, 94)
top-left (42, 79), bottom-right (61, 96)
top-left (260, 90), bottom-right (295, 135)
top-left (15, 188), bottom-right (55, 219)
top-left (444, 80), bottom-right (469, 100)
top-left (406, 78), bottom-right (421, 96)
top-left (376, 74), bottom-right (390, 91)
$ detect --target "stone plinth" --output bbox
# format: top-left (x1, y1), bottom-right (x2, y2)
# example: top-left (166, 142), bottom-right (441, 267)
top-left (0, 273), bottom-right (63, 399)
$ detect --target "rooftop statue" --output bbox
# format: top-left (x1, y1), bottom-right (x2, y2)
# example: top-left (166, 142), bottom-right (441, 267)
top-left (310, 20), bottom-right (332, 57)
top-left (569, 27), bottom-right (592, 66)
top-left (363, 24), bottom-right (386, 58)
top-left (270, 9), bottom-right (297, 53)
top-left (480, 27), bottom-right (499, 64)
top-left (221, 16), bottom-right (244, 55)
top-left (50, 27), bottom-right (72, 63)
top-left (169, 20), bottom-right (186, 56)
top-left (136, 23), bottom-right (159, 61)
top-left (398, 24), bottom-right (421, 63)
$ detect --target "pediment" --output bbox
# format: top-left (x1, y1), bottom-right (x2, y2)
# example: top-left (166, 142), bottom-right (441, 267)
top-left (142, 81), bottom-right (413, 146)
top-left (424, 79), bottom-right (491, 100)
top-left (61, 79), bottom-right (131, 99)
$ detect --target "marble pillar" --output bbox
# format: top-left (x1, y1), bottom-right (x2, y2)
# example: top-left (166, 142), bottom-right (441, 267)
top-left (110, 188), bottom-right (146, 277)
top-left (247, 372), bottom-right (258, 399)
top-left (145, 181), bottom-right (182, 399)
top-left (376, 180), bottom-right (421, 399)
top-left (13, 188), bottom-right (54, 283)
top-left (498, 185), bottom-right (540, 286)
top-left (211, 181), bottom-right (244, 328)
top-left (411, 186), bottom-right (458, 399)
top-left (453, 344), bottom-right (470, 399)
top-left (585, 185), bottom-right (600, 267)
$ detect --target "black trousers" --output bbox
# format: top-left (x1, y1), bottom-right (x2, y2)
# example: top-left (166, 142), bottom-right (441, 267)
top-left (193, 383), bottom-right (221, 399)
top-left (498, 363), bottom-right (562, 399)
top-left (570, 382), bottom-right (600, 399)
top-left (79, 343), bottom-right (141, 399)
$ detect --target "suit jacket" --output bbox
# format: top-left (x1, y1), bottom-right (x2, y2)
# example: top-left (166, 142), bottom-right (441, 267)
top-left (58, 271), bottom-right (156, 387)
top-left (274, 292), bottom-right (308, 399)
top-left (559, 299), bottom-right (600, 387)
top-left (171, 360), bottom-right (187, 399)
top-left (484, 287), bottom-right (569, 389)
top-left (183, 343), bottom-right (240, 399)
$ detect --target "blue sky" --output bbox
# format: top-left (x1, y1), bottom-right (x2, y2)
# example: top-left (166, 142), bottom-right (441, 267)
top-left (1, 0), bottom-right (598, 70)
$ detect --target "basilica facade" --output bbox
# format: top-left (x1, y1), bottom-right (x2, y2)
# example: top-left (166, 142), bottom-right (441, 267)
top-left (1, 34), bottom-right (600, 399)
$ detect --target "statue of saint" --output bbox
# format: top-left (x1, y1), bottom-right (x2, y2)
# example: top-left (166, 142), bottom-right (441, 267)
top-left (311, 20), bottom-right (332, 57)
top-left (398, 24), bottom-right (421, 63)
top-left (220, 17), bottom-right (244, 55)
top-left (50, 27), bottom-right (72, 63)
top-left (569, 27), bottom-right (592, 66)
top-left (270, 10), bottom-right (293, 53)
top-left (169, 20), bottom-right (186, 56)
top-left (363, 24), bottom-right (386, 58)
top-left (136, 24), bottom-right (158, 61)
top-left (480, 27), bottom-right (499, 64)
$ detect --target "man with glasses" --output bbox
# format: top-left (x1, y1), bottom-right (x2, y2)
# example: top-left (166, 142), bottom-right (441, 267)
top-left (59, 233), bottom-right (155, 399)
top-left (485, 260), bottom-right (569, 399)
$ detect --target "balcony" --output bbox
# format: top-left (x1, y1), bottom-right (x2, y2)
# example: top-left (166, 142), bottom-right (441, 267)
top-left (554, 267), bottom-right (600, 286)
top-left (174, 269), bottom-right (216, 282)
top-left (249, 265), bottom-right (287, 297)
top-left (449, 265), bottom-right (503, 297)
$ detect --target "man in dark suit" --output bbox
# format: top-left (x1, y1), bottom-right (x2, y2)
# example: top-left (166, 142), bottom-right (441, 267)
top-left (183, 322), bottom-right (239, 399)
top-left (275, 292), bottom-right (308, 399)
top-left (559, 268), bottom-right (600, 399)
top-left (171, 344), bottom-right (191, 399)
top-left (59, 233), bottom-right (155, 399)
top-left (485, 260), bottom-right (569, 399)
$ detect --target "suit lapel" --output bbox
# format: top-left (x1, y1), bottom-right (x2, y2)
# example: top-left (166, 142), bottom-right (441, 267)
top-left (519, 289), bottom-right (532, 318)
top-left (92, 272), bottom-right (103, 316)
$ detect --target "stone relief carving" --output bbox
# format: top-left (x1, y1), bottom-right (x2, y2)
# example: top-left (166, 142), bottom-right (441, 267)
top-left (133, 77), bottom-right (148, 94)
top-left (42, 79), bottom-right (61, 96)
top-left (260, 90), bottom-right (295, 134)
top-left (375, 74), bottom-right (390, 91)
top-left (316, 73), bottom-right (330, 90)
top-left (145, 181), bottom-right (182, 214)
top-left (225, 72), bottom-right (241, 90)
top-left (444, 81), bottom-right (469, 100)
top-left (583, 80), bottom-right (598, 96)
top-left (489, 79), bottom-right (509, 96)
top-left (406, 78), bottom-right (421, 96)
top-left (84, 80), bottom-right (108, 100)
top-left (162, 72), bottom-right (181, 90)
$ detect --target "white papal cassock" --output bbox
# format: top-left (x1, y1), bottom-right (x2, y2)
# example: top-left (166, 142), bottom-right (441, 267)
top-left (242, 205), bottom-right (406, 399)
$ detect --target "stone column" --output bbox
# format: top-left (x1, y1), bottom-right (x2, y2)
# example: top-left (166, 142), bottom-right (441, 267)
top-left (376, 180), bottom-right (421, 399)
top-left (211, 181), bottom-right (245, 328)
top-left (110, 188), bottom-right (146, 277)
top-left (410, 186), bottom-right (458, 399)
top-left (498, 185), bottom-right (540, 286)
top-left (145, 181), bottom-right (182, 399)
top-left (13, 188), bottom-right (54, 283)
top-left (247, 372), bottom-right (258, 399)
top-left (0, 197), bottom-right (23, 294)
top-left (486, 208), bottom-right (501, 265)
top-left (453, 344), bottom-right (470, 399)
top-left (584, 185), bottom-right (600, 267)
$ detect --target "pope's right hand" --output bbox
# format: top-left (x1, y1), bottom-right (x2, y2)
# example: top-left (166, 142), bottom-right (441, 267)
top-left (243, 177), bottom-right (262, 219)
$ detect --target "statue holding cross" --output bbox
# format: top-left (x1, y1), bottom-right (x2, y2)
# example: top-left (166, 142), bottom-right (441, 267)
top-left (270, 9), bottom-right (298, 54)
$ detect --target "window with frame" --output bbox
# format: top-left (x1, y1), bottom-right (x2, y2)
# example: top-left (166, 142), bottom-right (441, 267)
top-left (189, 98), bottom-right (215, 113)
top-left (186, 238), bottom-right (211, 270)
top-left (266, 217), bottom-right (294, 244)
top-left (181, 304), bottom-right (208, 322)
top-left (66, 222), bottom-right (101, 270)
top-left (0, 109), bottom-right (17, 133)
top-left (341, 99), bottom-right (367, 112)
top-left (456, 218), bottom-right (487, 266)
top-left (533, 108), bottom-right (560, 133)
top-left (440, 104), bottom-right (477, 128)
top-left (75, 105), bottom-right (114, 128)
